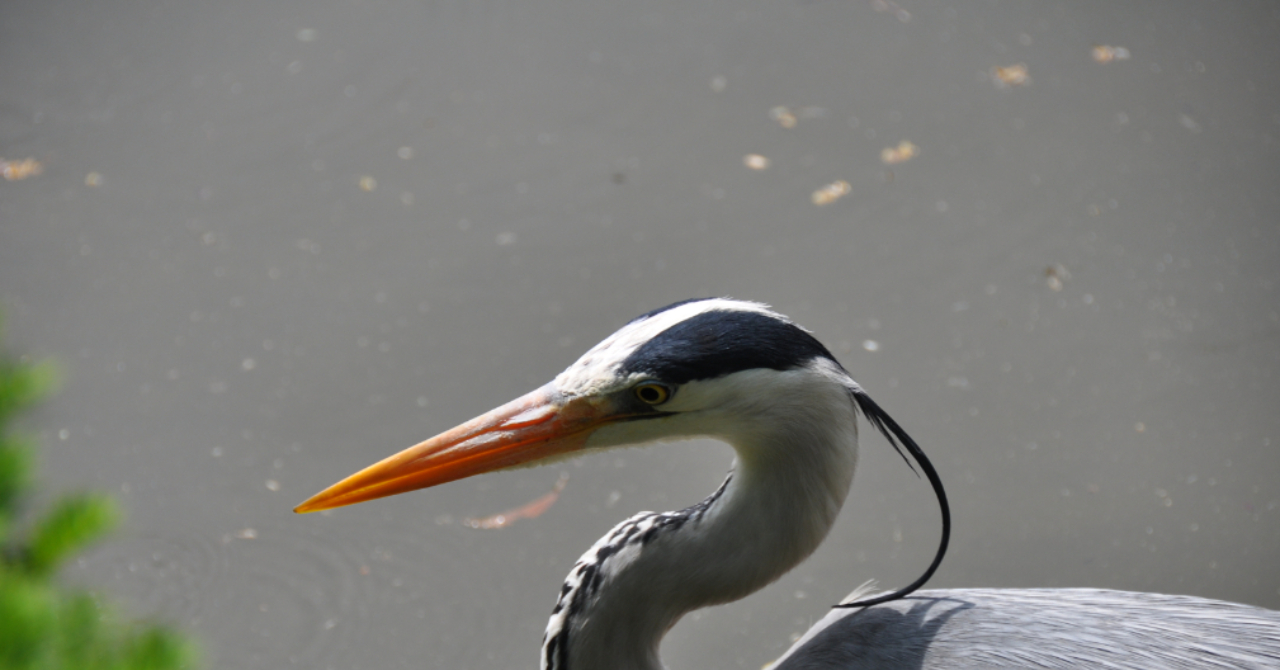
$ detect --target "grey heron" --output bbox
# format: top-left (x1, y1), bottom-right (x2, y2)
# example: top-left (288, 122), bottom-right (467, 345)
top-left (297, 298), bottom-right (1280, 669)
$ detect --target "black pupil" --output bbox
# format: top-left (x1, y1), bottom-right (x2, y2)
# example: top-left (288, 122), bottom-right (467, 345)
top-left (639, 386), bottom-right (661, 403)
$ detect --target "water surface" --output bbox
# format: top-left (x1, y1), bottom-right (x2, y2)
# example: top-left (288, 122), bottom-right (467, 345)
top-left (2, 1), bottom-right (1277, 668)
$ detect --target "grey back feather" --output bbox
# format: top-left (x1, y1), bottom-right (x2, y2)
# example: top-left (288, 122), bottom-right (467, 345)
top-left (771, 588), bottom-right (1280, 670)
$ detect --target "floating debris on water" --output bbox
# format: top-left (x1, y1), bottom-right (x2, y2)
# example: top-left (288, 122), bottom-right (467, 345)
top-left (463, 473), bottom-right (570, 529)
top-left (770, 106), bottom-right (798, 128)
top-left (991, 63), bottom-right (1031, 88)
top-left (1092, 45), bottom-right (1131, 63)
top-left (1178, 113), bottom-right (1202, 134)
top-left (880, 140), bottom-right (919, 165)
top-left (359, 176), bottom-right (377, 191)
top-left (769, 106), bottom-right (827, 128)
top-left (1, 157), bottom-right (43, 181)
top-left (811, 180), bottom-right (851, 206)
top-left (743, 154), bottom-right (770, 170)
top-left (1046, 263), bottom-right (1071, 291)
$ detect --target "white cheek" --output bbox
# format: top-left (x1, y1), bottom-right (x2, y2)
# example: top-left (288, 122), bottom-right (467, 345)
top-left (585, 414), bottom-right (696, 450)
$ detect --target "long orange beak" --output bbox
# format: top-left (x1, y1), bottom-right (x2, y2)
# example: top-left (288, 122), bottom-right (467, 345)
top-left (295, 385), bottom-right (612, 513)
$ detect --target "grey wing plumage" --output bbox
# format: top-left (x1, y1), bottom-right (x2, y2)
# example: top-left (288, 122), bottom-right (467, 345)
top-left (771, 588), bottom-right (1280, 670)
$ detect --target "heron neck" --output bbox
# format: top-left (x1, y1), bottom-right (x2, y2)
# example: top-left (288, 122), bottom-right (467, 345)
top-left (554, 386), bottom-right (860, 670)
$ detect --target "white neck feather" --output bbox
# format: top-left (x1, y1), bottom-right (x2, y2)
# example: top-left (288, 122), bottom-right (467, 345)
top-left (544, 364), bottom-right (860, 670)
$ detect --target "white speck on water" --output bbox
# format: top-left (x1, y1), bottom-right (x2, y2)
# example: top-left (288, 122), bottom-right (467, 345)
top-left (296, 28), bottom-right (317, 42)
top-left (862, 340), bottom-right (880, 352)
top-left (265, 479), bottom-right (280, 491)
top-left (242, 358), bottom-right (256, 370)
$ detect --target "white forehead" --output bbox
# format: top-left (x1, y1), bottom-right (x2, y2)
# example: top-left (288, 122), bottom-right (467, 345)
top-left (553, 299), bottom-right (788, 396)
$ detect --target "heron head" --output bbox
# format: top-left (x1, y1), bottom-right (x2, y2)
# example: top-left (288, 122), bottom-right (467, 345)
top-left (294, 298), bottom-right (844, 513)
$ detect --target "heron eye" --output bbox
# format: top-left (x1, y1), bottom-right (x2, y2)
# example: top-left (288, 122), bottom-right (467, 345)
top-left (634, 383), bottom-right (671, 406)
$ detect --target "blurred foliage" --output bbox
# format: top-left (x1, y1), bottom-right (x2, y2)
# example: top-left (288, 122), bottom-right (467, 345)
top-left (0, 318), bottom-right (198, 670)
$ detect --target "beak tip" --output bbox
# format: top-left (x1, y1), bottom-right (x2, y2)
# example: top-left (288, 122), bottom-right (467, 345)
top-left (294, 497), bottom-right (326, 514)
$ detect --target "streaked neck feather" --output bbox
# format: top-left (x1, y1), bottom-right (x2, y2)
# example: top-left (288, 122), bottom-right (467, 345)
top-left (543, 373), bottom-right (859, 670)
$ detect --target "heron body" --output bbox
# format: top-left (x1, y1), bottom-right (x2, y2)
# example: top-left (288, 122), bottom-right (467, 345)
top-left (297, 298), bottom-right (1280, 669)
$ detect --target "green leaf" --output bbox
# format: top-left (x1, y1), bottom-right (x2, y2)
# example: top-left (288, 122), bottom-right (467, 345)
top-left (0, 314), bottom-right (199, 669)
top-left (0, 568), bottom-right (58, 669)
top-left (25, 493), bottom-right (120, 577)
top-left (0, 359), bottom-right (60, 427)
top-left (0, 437), bottom-right (34, 534)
